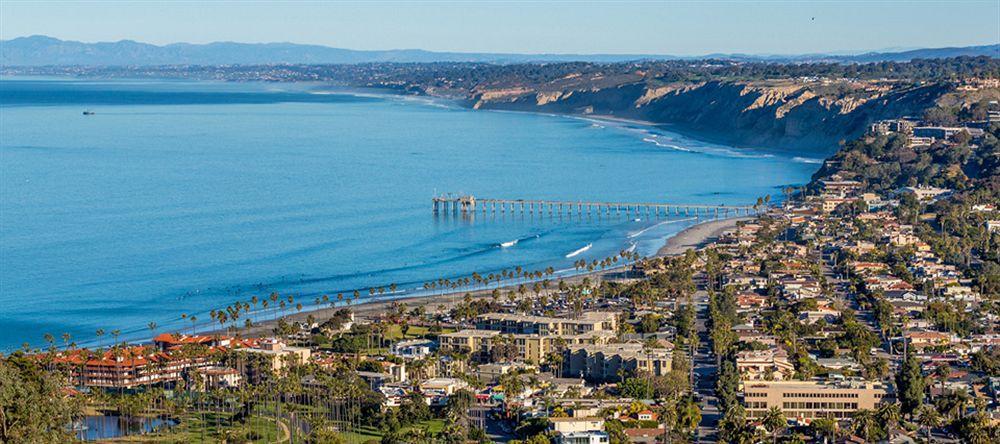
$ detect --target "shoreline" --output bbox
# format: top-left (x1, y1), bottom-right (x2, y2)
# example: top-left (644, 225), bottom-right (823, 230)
top-left (657, 216), bottom-right (749, 256)
top-left (216, 215), bottom-right (749, 337)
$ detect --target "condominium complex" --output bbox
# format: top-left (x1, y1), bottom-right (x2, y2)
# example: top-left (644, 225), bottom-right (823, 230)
top-left (474, 312), bottom-right (618, 335)
top-left (562, 342), bottom-right (672, 382)
top-left (49, 346), bottom-right (211, 389)
top-left (439, 328), bottom-right (616, 363)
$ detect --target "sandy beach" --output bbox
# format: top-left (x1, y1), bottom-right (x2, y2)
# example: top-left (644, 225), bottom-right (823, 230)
top-left (217, 216), bottom-right (750, 337)
top-left (657, 216), bottom-right (750, 256)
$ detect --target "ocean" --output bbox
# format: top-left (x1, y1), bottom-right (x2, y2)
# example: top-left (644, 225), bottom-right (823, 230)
top-left (0, 78), bottom-right (820, 350)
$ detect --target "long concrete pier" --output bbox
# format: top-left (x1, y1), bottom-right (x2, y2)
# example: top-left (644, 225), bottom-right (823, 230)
top-left (432, 195), bottom-right (761, 218)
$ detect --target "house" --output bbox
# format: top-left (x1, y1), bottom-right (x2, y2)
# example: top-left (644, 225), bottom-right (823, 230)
top-left (912, 126), bottom-right (984, 141)
top-left (556, 431), bottom-right (609, 444)
top-left (419, 377), bottom-right (469, 405)
top-left (905, 331), bottom-right (954, 349)
top-left (869, 119), bottom-right (913, 135)
top-left (474, 362), bottom-right (534, 383)
top-left (549, 417), bottom-right (606, 435)
top-left (820, 179), bottom-right (863, 197)
top-left (895, 186), bottom-right (952, 202)
top-left (193, 366), bottom-right (241, 390)
top-left (379, 385), bottom-right (408, 407)
top-left (736, 293), bottom-right (768, 310)
top-left (390, 339), bottom-right (436, 359)
top-left (816, 357), bottom-right (862, 372)
top-left (736, 348), bottom-right (795, 381)
top-left (357, 371), bottom-right (391, 390)
top-left (242, 338), bottom-right (311, 372)
top-left (636, 410), bottom-right (658, 421)
top-left (799, 307), bottom-right (841, 324)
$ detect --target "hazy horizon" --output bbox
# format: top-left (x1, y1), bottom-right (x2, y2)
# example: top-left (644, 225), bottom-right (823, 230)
top-left (2, 1), bottom-right (998, 56)
top-left (4, 33), bottom-right (997, 58)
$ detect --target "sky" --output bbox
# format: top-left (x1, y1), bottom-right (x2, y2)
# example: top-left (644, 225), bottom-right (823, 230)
top-left (1, 1), bottom-right (998, 56)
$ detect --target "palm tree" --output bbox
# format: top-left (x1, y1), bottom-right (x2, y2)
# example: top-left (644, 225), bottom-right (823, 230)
top-left (937, 389), bottom-right (971, 421)
top-left (915, 404), bottom-right (941, 443)
top-left (762, 406), bottom-right (786, 444)
top-left (851, 408), bottom-right (881, 442)
top-left (876, 402), bottom-right (902, 433)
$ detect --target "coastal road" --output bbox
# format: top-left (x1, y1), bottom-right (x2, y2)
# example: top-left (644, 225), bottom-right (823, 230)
top-left (693, 289), bottom-right (720, 443)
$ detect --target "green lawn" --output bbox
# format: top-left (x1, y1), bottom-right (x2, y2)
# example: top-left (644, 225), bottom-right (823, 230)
top-left (110, 412), bottom-right (287, 443)
top-left (382, 324), bottom-right (453, 340)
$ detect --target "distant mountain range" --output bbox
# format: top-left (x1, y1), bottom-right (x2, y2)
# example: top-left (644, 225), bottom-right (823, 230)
top-left (2, 35), bottom-right (998, 66)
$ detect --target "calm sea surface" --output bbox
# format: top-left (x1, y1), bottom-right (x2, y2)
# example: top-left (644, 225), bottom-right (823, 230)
top-left (0, 78), bottom-right (820, 350)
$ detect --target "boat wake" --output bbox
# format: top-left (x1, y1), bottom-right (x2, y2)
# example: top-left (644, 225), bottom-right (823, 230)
top-left (565, 243), bottom-right (593, 258)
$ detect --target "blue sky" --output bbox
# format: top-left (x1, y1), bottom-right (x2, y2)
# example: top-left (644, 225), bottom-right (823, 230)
top-left (2, 1), bottom-right (998, 55)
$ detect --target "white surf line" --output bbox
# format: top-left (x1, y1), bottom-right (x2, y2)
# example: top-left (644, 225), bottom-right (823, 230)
top-left (565, 243), bottom-right (593, 258)
top-left (628, 217), bottom-right (698, 238)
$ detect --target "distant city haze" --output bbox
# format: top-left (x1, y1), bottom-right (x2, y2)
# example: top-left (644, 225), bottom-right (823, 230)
top-left (1, 1), bottom-right (998, 56)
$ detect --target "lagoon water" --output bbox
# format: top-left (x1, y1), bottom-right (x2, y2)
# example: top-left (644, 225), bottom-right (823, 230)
top-left (0, 78), bottom-right (819, 350)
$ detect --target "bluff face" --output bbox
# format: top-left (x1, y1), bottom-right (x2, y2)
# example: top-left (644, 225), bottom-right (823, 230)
top-left (466, 80), bottom-right (951, 154)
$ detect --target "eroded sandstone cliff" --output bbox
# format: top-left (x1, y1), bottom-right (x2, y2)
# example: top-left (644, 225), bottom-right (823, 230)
top-left (466, 79), bottom-right (951, 154)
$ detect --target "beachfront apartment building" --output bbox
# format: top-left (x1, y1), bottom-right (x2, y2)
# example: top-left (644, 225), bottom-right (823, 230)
top-left (474, 311), bottom-right (618, 336)
top-left (439, 329), bottom-right (616, 363)
top-left (742, 380), bottom-right (892, 422)
top-left (50, 346), bottom-right (212, 389)
top-left (438, 329), bottom-right (500, 359)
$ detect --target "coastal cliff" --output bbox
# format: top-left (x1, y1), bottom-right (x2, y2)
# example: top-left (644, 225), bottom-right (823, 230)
top-left (8, 56), bottom-right (992, 155)
top-left (467, 79), bottom-right (952, 154)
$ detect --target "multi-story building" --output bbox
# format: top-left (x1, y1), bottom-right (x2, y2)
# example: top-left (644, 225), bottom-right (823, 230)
top-left (735, 348), bottom-right (795, 381)
top-left (562, 343), bottom-right (672, 382)
top-left (50, 346), bottom-right (212, 389)
top-left (742, 380), bottom-right (892, 422)
top-left (438, 329), bottom-right (501, 359)
top-left (475, 312), bottom-right (617, 335)
top-left (439, 329), bottom-right (615, 363)
top-left (242, 338), bottom-right (311, 372)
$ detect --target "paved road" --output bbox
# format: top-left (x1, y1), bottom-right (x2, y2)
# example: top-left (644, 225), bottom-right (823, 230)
top-left (693, 289), bottom-right (720, 443)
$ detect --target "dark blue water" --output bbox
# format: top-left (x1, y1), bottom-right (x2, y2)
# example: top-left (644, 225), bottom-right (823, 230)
top-left (0, 78), bottom-right (820, 350)
top-left (73, 415), bottom-right (176, 441)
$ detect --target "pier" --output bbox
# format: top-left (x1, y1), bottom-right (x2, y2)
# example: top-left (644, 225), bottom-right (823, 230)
top-left (432, 195), bottom-right (761, 218)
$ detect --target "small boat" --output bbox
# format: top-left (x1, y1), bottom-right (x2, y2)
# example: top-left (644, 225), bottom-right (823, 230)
top-left (82, 110), bottom-right (95, 115)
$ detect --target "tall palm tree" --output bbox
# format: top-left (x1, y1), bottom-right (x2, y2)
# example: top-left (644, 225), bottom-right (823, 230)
top-left (915, 404), bottom-right (941, 443)
top-left (851, 409), bottom-right (881, 442)
top-left (762, 406), bottom-right (786, 444)
top-left (876, 402), bottom-right (901, 433)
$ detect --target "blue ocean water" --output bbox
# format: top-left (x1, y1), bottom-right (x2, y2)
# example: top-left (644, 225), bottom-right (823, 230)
top-left (0, 78), bottom-right (820, 350)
